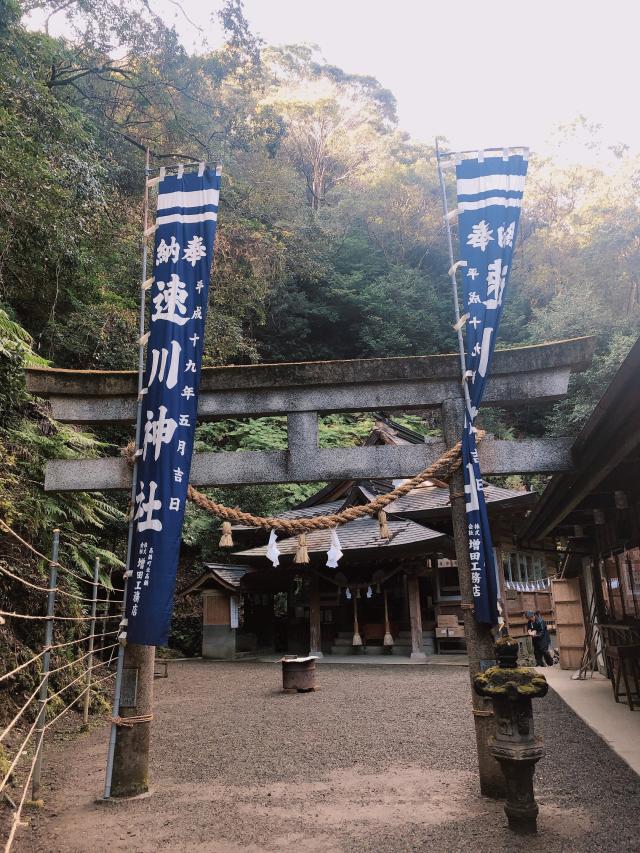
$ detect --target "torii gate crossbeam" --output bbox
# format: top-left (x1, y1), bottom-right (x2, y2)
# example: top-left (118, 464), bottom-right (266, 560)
top-left (29, 337), bottom-right (594, 493)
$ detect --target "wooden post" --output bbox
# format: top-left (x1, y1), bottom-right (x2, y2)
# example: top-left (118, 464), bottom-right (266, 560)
top-left (591, 530), bottom-right (608, 624)
top-left (110, 643), bottom-right (155, 798)
top-left (407, 573), bottom-right (426, 660)
top-left (494, 545), bottom-right (510, 633)
top-left (309, 571), bottom-right (323, 658)
top-left (104, 147), bottom-right (155, 800)
top-left (442, 398), bottom-right (506, 799)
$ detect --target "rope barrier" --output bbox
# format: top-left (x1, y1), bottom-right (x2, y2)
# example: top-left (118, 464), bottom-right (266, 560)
top-left (185, 436), bottom-right (468, 534)
top-left (2, 667), bottom-right (118, 852)
top-left (0, 563), bottom-right (114, 604)
top-left (0, 716), bottom-right (39, 794)
top-left (44, 671), bottom-right (117, 733)
top-left (0, 649), bottom-right (49, 684)
top-left (3, 728), bottom-right (45, 853)
top-left (0, 630), bottom-right (119, 684)
top-left (0, 676), bottom-right (47, 744)
top-left (0, 610), bottom-right (121, 622)
top-left (2, 672), bottom-right (119, 853)
top-left (0, 519), bottom-right (123, 592)
top-left (46, 642), bottom-right (120, 680)
top-left (0, 503), bottom-right (123, 853)
top-left (46, 657), bottom-right (117, 702)
top-left (0, 651), bottom-right (119, 745)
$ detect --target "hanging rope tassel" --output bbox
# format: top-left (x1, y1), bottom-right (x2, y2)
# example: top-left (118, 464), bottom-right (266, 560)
top-left (378, 510), bottom-right (390, 540)
top-left (294, 532), bottom-right (310, 564)
top-left (383, 589), bottom-right (394, 647)
top-left (218, 521), bottom-right (234, 548)
top-left (352, 593), bottom-right (363, 647)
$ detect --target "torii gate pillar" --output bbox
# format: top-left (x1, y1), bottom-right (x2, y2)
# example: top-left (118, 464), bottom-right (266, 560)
top-left (110, 643), bottom-right (155, 798)
top-left (442, 397), bottom-right (505, 798)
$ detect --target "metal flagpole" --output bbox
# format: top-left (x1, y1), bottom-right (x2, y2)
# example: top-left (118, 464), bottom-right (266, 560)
top-left (435, 138), bottom-right (472, 415)
top-left (81, 556), bottom-right (100, 728)
top-left (103, 147), bottom-right (152, 799)
top-left (434, 138), bottom-right (506, 798)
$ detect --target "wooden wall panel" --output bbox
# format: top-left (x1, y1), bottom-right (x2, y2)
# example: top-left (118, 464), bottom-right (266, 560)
top-left (203, 591), bottom-right (230, 626)
top-left (552, 578), bottom-right (586, 670)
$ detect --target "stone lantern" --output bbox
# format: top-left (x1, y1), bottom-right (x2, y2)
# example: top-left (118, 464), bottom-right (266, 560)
top-left (473, 635), bottom-right (548, 834)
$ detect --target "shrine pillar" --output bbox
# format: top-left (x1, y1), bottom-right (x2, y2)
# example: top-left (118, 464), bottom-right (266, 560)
top-left (407, 573), bottom-right (426, 661)
top-left (309, 571), bottom-right (323, 658)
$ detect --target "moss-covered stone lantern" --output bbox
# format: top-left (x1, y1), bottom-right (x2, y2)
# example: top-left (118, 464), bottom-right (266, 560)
top-left (473, 635), bottom-right (548, 834)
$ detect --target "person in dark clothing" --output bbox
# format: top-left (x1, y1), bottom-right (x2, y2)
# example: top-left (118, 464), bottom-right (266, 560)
top-left (526, 610), bottom-right (554, 666)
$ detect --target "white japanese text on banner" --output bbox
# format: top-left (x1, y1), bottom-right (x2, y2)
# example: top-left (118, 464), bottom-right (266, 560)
top-left (456, 151), bottom-right (528, 625)
top-left (126, 166), bottom-right (221, 645)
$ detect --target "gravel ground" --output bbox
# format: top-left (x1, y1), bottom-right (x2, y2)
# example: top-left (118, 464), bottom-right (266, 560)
top-left (13, 662), bottom-right (640, 853)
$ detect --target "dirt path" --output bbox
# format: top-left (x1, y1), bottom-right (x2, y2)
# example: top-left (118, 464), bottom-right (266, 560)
top-left (13, 662), bottom-right (640, 852)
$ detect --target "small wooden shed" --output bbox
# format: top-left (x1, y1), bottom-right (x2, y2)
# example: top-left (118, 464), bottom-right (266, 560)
top-left (180, 564), bottom-right (250, 659)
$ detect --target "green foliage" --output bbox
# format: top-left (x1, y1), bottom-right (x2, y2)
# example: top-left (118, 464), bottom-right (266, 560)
top-left (182, 413), bottom-right (386, 555)
top-left (168, 615), bottom-right (201, 657)
top-left (545, 332), bottom-right (637, 435)
top-left (0, 0), bottom-right (637, 611)
top-left (0, 313), bottom-right (124, 574)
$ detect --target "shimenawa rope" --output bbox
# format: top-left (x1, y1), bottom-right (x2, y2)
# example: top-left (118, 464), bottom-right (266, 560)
top-left (186, 436), bottom-right (473, 534)
top-left (122, 433), bottom-right (480, 538)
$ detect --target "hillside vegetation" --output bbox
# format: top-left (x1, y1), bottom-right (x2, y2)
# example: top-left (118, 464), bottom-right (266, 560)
top-left (0, 0), bottom-right (638, 596)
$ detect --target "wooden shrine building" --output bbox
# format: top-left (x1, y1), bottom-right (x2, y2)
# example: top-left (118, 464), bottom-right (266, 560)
top-left (521, 335), bottom-right (640, 704)
top-left (183, 417), bottom-right (558, 660)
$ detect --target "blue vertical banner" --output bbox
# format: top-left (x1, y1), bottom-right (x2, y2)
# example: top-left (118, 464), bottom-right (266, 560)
top-left (455, 151), bottom-right (528, 624)
top-left (125, 165), bottom-right (221, 646)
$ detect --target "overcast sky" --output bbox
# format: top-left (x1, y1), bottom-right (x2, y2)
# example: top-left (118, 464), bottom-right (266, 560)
top-left (31, 0), bottom-right (639, 165)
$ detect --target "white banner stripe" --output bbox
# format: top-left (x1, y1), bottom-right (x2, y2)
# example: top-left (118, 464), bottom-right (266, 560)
top-left (156, 211), bottom-right (218, 225)
top-left (157, 188), bottom-right (220, 211)
top-left (456, 174), bottom-right (526, 195)
top-left (458, 197), bottom-right (522, 212)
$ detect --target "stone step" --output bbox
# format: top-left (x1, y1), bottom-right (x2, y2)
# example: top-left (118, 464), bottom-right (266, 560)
top-left (332, 637), bottom-right (355, 646)
top-left (396, 628), bottom-right (436, 636)
top-left (364, 645), bottom-right (387, 655)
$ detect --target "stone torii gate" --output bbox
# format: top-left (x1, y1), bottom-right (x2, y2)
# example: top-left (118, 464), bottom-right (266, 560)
top-left (27, 335), bottom-right (594, 799)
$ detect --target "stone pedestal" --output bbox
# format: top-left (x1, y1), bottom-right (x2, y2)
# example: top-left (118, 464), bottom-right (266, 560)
top-left (474, 636), bottom-right (548, 834)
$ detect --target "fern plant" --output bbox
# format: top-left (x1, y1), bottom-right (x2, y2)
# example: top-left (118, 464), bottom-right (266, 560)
top-left (0, 312), bottom-right (125, 578)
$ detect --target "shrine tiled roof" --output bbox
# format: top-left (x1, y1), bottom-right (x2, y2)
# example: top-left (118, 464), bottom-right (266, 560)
top-left (384, 483), bottom-right (535, 516)
top-left (230, 501), bottom-right (343, 531)
top-left (180, 563), bottom-right (251, 594)
top-left (233, 515), bottom-right (447, 562)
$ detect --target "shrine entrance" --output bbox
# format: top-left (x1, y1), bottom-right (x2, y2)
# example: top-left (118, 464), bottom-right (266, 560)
top-left (28, 334), bottom-right (594, 799)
